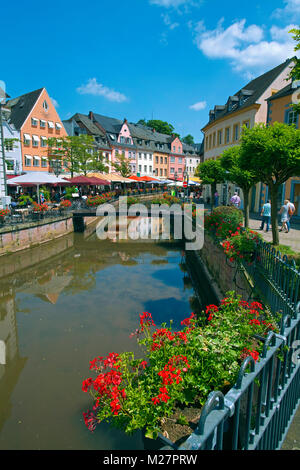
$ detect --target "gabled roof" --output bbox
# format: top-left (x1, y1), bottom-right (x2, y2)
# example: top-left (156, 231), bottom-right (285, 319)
top-left (72, 113), bottom-right (107, 136)
top-left (266, 82), bottom-right (296, 102)
top-left (6, 88), bottom-right (44, 130)
top-left (203, 58), bottom-right (295, 129)
top-left (92, 113), bottom-right (123, 134)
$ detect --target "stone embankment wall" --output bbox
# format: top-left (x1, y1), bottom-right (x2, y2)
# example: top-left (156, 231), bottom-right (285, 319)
top-left (199, 233), bottom-right (253, 300)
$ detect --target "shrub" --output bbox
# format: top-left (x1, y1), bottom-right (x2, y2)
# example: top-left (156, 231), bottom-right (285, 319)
top-left (32, 202), bottom-right (48, 212)
top-left (222, 229), bottom-right (263, 264)
top-left (204, 205), bottom-right (243, 240)
top-left (82, 292), bottom-right (277, 439)
top-left (60, 199), bottom-right (72, 208)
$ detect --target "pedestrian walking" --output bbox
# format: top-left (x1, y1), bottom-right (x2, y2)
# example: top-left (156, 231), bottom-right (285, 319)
top-left (230, 192), bottom-right (241, 208)
top-left (286, 199), bottom-right (295, 233)
top-left (279, 200), bottom-right (289, 233)
top-left (214, 191), bottom-right (219, 207)
top-left (259, 199), bottom-right (271, 232)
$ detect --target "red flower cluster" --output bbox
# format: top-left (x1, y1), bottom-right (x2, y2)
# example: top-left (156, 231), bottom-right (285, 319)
top-left (240, 348), bottom-right (259, 363)
top-left (206, 304), bottom-right (219, 322)
top-left (181, 312), bottom-right (195, 326)
top-left (139, 311), bottom-right (156, 331)
top-left (83, 410), bottom-right (98, 432)
top-left (82, 352), bottom-right (126, 426)
top-left (152, 356), bottom-right (190, 405)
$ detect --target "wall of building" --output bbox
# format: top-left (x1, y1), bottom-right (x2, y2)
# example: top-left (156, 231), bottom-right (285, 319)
top-left (20, 88), bottom-right (67, 172)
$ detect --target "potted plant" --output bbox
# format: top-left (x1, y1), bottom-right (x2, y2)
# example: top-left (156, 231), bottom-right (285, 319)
top-left (0, 208), bottom-right (9, 225)
top-left (81, 292), bottom-right (277, 446)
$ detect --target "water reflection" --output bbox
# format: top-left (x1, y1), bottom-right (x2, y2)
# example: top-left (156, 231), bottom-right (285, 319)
top-left (0, 225), bottom-right (205, 450)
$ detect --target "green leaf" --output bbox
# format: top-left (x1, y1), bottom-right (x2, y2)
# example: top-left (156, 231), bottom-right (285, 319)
top-left (176, 415), bottom-right (189, 426)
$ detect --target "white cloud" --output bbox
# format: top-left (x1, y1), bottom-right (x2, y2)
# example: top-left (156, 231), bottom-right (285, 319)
top-left (162, 13), bottom-right (179, 29)
top-left (50, 97), bottom-right (59, 108)
top-left (273, 0), bottom-right (300, 20)
top-left (193, 19), bottom-right (297, 75)
top-left (189, 101), bottom-right (207, 111)
top-left (76, 78), bottom-right (128, 103)
top-left (150, 0), bottom-right (192, 7)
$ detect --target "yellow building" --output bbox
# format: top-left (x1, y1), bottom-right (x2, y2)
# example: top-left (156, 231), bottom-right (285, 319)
top-left (264, 82), bottom-right (300, 217)
top-left (201, 58), bottom-right (294, 210)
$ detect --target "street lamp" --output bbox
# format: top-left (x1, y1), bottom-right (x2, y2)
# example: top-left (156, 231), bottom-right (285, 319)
top-left (183, 169), bottom-right (189, 203)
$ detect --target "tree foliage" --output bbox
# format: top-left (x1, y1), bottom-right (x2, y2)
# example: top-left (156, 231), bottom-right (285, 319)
top-left (195, 158), bottom-right (226, 211)
top-left (112, 152), bottom-right (132, 177)
top-left (137, 119), bottom-right (179, 137)
top-left (46, 135), bottom-right (109, 177)
top-left (240, 122), bottom-right (300, 244)
top-left (182, 134), bottom-right (194, 145)
top-left (220, 145), bottom-right (260, 227)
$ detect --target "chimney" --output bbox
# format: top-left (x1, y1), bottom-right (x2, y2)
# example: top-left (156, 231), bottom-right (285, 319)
top-left (89, 111), bottom-right (94, 121)
top-left (152, 128), bottom-right (155, 133)
top-left (124, 118), bottom-right (128, 124)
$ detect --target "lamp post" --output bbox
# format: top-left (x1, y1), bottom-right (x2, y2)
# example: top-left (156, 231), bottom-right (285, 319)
top-left (174, 171), bottom-right (178, 196)
top-left (183, 169), bottom-right (189, 203)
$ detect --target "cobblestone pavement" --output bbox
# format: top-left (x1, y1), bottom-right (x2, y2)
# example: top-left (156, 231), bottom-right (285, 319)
top-left (249, 215), bottom-right (300, 253)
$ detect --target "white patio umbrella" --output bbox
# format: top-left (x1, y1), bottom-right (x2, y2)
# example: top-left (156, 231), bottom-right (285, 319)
top-left (8, 172), bottom-right (69, 203)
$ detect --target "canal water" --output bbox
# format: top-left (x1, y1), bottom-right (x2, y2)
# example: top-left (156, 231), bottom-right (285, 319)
top-left (0, 223), bottom-right (211, 450)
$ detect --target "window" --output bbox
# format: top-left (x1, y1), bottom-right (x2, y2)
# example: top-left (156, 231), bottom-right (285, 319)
top-left (149, 165), bottom-right (152, 173)
top-left (5, 140), bottom-right (13, 151)
top-left (287, 110), bottom-right (298, 126)
top-left (48, 121), bottom-right (54, 129)
top-left (42, 100), bottom-right (48, 110)
top-left (126, 137), bottom-right (131, 144)
top-left (170, 167), bottom-right (175, 174)
top-left (149, 154), bottom-right (152, 160)
top-left (144, 165), bottom-right (147, 172)
top-left (139, 153), bottom-right (142, 160)
top-left (164, 169), bottom-right (167, 176)
top-left (165, 157), bottom-right (167, 164)
top-left (55, 122), bottom-right (62, 130)
top-left (138, 165), bottom-right (142, 172)
top-left (156, 156), bottom-right (159, 163)
top-left (31, 117), bottom-right (38, 127)
top-left (205, 136), bottom-right (209, 150)
top-left (24, 155), bottom-right (32, 166)
top-left (160, 157), bottom-right (163, 164)
top-left (213, 132), bottom-right (216, 147)
top-left (160, 168), bottom-right (163, 176)
top-left (233, 124), bottom-right (239, 141)
top-left (170, 156), bottom-right (175, 163)
top-left (178, 157), bottom-right (182, 163)
top-left (32, 135), bottom-right (39, 147)
top-left (243, 120), bottom-right (250, 129)
top-left (33, 156), bottom-right (40, 167)
top-left (41, 158), bottom-right (48, 168)
top-left (225, 127), bottom-right (230, 144)
top-left (218, 129), bottom-right (223, 145)
top-left (23, 134), bottom-right (31, 145)
top-left (173, 146), bottom-right (175, 151)
top-left (6, 160), bottom-right (14, 171)
top-left (178, 168), bottom-right (182, 173)
top-left (40, 136), bottom-right (47, 148)
top-left (40, 119), bottom-right (46, 128)
top-left (209, 135), bottom-right (212, 149)
top-left (120, 136), bottom-right (125, 143)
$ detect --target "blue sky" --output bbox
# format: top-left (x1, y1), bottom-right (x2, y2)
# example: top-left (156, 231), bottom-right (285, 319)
top-left (2, 0), bottom-right (300, 142)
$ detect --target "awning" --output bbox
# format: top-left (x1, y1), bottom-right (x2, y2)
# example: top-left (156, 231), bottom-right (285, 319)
top-left (48, 121), bottom-right (54, 128)
top-left (41, 136), bottom-right (47, 141)
top-left (23, 133), bottom-right (31, 140)
top-left (40, 120), bottom-right (46, 125)
top-left (32, 135), bottom-right (40, 142)
top-left (24, 155), bottom-right (32, 159)
top-left (55, 122), bottom-right (62, 129)
top-left (33, 156), bottom-right (41, 160)
top-left (67, 176), bottom-right (110, 185)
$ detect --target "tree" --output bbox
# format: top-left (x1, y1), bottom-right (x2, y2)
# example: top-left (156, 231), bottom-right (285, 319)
top-left (195, 158), bottom-right (226, 212)
top-left (47, 135), bottom-right (108, 177)
top-left (137, 119), bottom-right (179, 137)
top-left (182, 134), bottom-right (194, 145)
top-left (288, 28), bottom-right (300, 113)
top-left (240, 122), bottom-right (300, 245)
top-left (112, 153), bottom-right (132, 177)
top-left (220, 145), bottom-right (260, 228)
